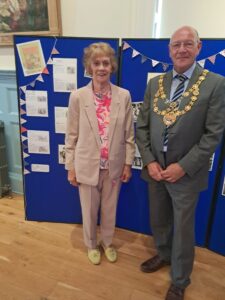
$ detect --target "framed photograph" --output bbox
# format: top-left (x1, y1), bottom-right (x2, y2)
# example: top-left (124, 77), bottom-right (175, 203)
top-left (0, 0), bottom-right (62, 46)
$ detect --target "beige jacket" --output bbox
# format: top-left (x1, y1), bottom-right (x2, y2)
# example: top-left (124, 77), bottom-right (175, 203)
top-left (65, 82), bottom-right (135, 186)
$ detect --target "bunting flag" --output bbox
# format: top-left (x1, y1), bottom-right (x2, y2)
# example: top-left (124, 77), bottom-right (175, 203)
top-left (123, 42), bottom-right (130, 50)
top-left (24, 168), bottom-right (30, 175)
top-left (47, 58), bottom-right (53, 64)
top-left (20, 86), bottom-right (27, 93)
top-left (198, 59), bottom-right (206, 68)
top-left (208, 55), bottom-right (216, 64)
top-left (21, 126), bottom-right (27, 133)
top-left (20, 99), bottom-right (26, 106)
top-left (22, 143), bottom-right (28, 150)
top-left (20, 108), bottom-right (26, 115)
top-left (42, 67), bottom-right (49, 74)
top-left (122, 41), bottom-right (225, 71)
top-left (20, 118), bottom-right (27, 125)
top-left (21, 135), bottom-right (28, 142)
top-left (84, 70), bottom-right (92, 78)
top-left (37, 74), bottom-right (44, 82)
top-left (132, 49), bottom-right (140, 58)
top-left (141, 55), bottom-right (148, 63)
top-left (52, 47), bottom-right (59, 54)
top-left (23, 152), bottom-right (30, 158)
top-left (220, 50), bottom-right (225, 57)
top-left (152, 59), bottom-right (160, 67)
top-left (30, 81), bottom-right (36, 88)
top-left (162, 63), bottom-right (169, 71)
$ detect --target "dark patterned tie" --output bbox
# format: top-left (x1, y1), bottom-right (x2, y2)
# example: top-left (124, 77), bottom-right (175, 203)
top-left (163, 74), bottom-right (187, 151)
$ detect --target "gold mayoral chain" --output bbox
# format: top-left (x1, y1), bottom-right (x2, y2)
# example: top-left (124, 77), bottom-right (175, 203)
top-left (153, 69), bottom-right (209, 126)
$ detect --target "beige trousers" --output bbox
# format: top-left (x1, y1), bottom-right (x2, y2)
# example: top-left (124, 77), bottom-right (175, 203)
top-left (78, 170), bottom-right (121, 249)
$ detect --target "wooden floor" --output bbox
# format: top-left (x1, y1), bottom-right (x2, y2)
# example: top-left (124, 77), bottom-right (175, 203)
top-left (0, 194), bottom-right (225, 300)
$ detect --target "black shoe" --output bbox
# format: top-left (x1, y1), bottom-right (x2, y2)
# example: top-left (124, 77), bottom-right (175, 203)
top-left (165, 284), bottom-right (185, 300)
top-left (140, 255), bottom-right (170, 273)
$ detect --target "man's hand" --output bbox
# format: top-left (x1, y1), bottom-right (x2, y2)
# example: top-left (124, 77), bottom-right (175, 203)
top-left (147, 161), bottom-right (164, 181)
top-left (68, 169), bottom-right (79, 186)
top-left (161, 163), bottom-right (185, 183)
top-left (120, 164), bottom-right (132, 182)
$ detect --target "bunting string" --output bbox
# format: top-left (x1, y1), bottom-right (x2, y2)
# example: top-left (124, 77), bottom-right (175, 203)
top-left (122, 41), bottom-right (225, 70)
top-left (18, 37), bottom-right (59, 175)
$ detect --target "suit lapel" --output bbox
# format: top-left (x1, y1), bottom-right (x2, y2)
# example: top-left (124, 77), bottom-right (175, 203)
top-left (157, 71), bottom-right (173, 113)
top-left (164, 71), bottom-right (173, 98)
top-left (109, 84), bottom-right (120, 148)
top-left (84, 82), bottom-right (101, 148)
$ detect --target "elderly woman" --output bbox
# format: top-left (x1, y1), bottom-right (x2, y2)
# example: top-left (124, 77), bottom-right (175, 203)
top-left (65, 42), bottom-right (135, 265)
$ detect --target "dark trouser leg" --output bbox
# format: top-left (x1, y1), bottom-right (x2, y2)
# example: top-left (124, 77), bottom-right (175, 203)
top-left (167, 186), bottom-right (199, 288)
top-left (148, 179), bottom-right (173, 262)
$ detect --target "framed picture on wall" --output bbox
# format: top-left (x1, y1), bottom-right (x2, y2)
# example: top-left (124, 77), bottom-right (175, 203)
top-left (0, 0), bottom-right (62, 46)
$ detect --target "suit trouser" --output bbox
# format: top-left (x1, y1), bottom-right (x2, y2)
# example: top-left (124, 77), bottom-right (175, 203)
top-left (78, 170), bottom-right (121, 249)
top-left (148, 178), bottom-right (199, 288)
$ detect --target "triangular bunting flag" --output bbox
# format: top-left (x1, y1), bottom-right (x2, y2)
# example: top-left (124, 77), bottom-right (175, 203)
top-left (141, 55), bottom-right (148, 63)
top-left (30, 81), bottom-right (36, 88)
top-left (24, 168), bottom-right (30, 175)
top-left (20, 86), bottom-right (27, 93)
top-left (208, 55), bottom-right (216, 64)
top-left (21, 135), bottom-right (28, 142)
top-left (20, 108), bottom-right (26, 115)
top-left (198, 59), bottom-right (206, 68)
top-left (37, 74), bottom-right (44, 82)
top-left (22, 143), bottom-right (28, 150)
top-left (20, 118), bottom-right (27, 125)
top-left (132, 49), bottom-right (140, 58)
top-left (52, 47), bottom-right (59, 54)
top-left (21, 126), bottom-right (27, 133)
top-left (162, 63), bottom-right (169, 71)
top-left (47, 58), bottom-right (53, 64)
top-left (42, 67), bottom-right (49, 74)
top-left (20, 99), bottom-right (26, 106)
top-left (219, 49), bottom-right (225, 57)
top-left (23, 152), bottom-right (30, 158)
top-left (152, 59), bottom-right (159, 67)
top-left (84, 69), bottom-right (92, 78)
top-left (123, 42), bottom-right (130, 50)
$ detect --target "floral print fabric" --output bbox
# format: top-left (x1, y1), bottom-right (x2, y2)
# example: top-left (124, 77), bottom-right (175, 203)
top-left (93, 90), bottom-right (112, 169)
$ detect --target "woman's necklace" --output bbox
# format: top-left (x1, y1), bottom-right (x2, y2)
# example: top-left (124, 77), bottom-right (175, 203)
top-left (153, 69), bottom-right (209, 126)
top-left (93, 83), bottom-right (111, 99)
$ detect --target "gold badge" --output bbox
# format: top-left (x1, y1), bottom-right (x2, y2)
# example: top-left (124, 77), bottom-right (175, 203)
top-left (163, 112), bottom-right (177, 126)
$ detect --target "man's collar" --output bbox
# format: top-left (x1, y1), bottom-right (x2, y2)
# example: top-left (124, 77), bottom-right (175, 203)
top-left (172, 62), bottom-right (196, 79)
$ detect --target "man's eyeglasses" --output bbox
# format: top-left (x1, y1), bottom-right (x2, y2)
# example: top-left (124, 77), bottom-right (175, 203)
top-left (170, 41), bottom-right (197, 50)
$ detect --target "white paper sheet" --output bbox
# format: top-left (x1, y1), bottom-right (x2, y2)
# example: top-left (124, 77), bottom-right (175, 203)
top-left (55, 107), bottom-right (68, 133)
top-left (26, 90), bottom-right (48, 117)
top-left (53, 58), bottom-right (77, 92)
top-left (27, 130), bottom-right (50, 154)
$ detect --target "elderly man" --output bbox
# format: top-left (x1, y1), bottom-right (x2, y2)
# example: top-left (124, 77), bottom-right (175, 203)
top-left (136, 26), bottom-right (225, 300)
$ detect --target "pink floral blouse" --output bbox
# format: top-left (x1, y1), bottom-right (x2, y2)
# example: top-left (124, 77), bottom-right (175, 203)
top-left (93, 90), bottom-right (112, 169)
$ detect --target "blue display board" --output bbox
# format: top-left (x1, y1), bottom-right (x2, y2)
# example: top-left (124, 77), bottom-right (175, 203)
top-left (14, 36), bottom-right (225, 251)
top-left (14, 36), bottom-right (119, 223)
top-left (118, 38), bottom-right (225, 245)
top-left (208, 139), bottom-right (225, 255)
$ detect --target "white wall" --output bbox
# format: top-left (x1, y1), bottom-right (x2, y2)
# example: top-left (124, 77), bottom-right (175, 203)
top-left (0, 0), bottom-right (155, 71)
top-left (61, 0), bottom-right (155, 39)
top-left (159, 0), bottom-right (225, 38)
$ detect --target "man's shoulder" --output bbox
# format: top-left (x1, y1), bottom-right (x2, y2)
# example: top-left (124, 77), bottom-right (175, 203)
top-left (207, 69), bottom-right (225, 81)
top-left (194, 64), bottom-right (224, 82)
top-left (147, 70), bottom-right (172, 88)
